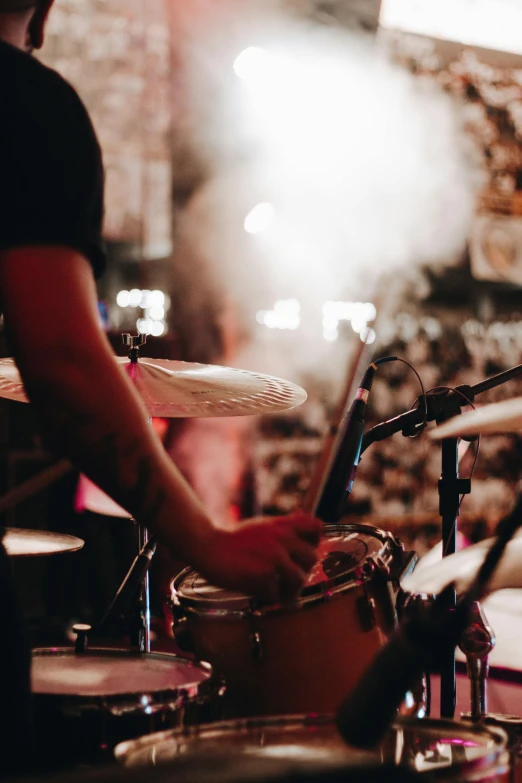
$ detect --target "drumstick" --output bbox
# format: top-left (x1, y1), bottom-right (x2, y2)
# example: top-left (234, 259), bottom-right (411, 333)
top-left (302, 333), bottom-right (375, 517)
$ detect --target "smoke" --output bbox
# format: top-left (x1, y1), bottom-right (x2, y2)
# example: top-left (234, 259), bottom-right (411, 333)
top-left (169, 0), bottom-right (481, 388)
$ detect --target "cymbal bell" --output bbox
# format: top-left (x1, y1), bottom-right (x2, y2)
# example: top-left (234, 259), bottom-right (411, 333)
top-left (401, 532), bottom-right (522, 597)
top-left (0, 357), bottom-right (307, 418)
top-left (431, 397), bottom-right (522, 439)
top-left (2, 528), bottom-right (84, 557)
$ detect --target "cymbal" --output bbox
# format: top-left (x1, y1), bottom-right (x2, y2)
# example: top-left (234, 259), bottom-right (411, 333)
top-left (431, 397), bottom-right (522, 440)
top-left (0, 358), bottom-right (307, 418)
top-left (401, 532), bottom-right (522, 597)
top-left (2, 528), bottom-right (84, 557)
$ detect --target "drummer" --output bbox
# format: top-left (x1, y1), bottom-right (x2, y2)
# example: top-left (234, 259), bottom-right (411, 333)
top-left (0, 0), bottom-right (321, 768)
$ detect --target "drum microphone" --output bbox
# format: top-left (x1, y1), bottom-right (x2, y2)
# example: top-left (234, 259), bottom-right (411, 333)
top-left (336, 496), bottom-right (522, 750)
top-left (316, 358), bottom-right (395, 523)
top-left (100, 537), bottom-right (157, 629)
top-left (336, 585), bottom-right (464, 750)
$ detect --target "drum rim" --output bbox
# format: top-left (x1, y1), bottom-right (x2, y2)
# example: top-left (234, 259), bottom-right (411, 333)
top-left (114, 714), bottom-right (509, 776)
top-left (31, 647), bottom-right (219, 716)
top-left (170, 524), bottom-right (398, 615)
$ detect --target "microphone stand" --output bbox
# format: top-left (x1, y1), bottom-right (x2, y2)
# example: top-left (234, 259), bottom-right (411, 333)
top-left (336, 494), bottom-right (522, 749)
top-left (100, 534), bottom-right (157, 650)
top-left (360, 362), bottom-right (522, 718)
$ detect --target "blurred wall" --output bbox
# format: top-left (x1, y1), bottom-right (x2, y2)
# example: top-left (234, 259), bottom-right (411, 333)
top-left (39, 0), bottom-right (173, 260)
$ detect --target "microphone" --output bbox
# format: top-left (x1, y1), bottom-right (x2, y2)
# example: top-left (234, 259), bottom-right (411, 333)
top-left (336, 586), bottom-right (465, 749)
top-left (100, 537), bottom-right (157, 629)
top-left (336, 497), bottom-right (522, 750)
top-left (316, 363), bottom-right (378, 523)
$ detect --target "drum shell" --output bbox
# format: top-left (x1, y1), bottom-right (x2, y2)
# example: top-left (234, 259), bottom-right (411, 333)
top-left (174, 562), bottom-right (398, 717)
top-left (115, 714), bottom-right (510, 782)
top-left (31, 648), bottom-right (218, 770)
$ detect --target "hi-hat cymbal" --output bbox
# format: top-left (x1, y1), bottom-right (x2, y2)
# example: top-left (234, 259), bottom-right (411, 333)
top-left (2, 528), bottom-right (84, 557)
top-left (401, 532), bottom-right (522, 597)
top-left (431, 397), bottom-right (522, 440)
top-left (0, 357), bottom-right (307, 418)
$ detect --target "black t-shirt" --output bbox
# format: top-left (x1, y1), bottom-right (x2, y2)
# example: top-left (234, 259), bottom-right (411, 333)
top-left (0, 40), bottom-right (106, 277)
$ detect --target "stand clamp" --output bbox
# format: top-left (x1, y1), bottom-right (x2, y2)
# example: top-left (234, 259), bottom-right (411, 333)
top-left (123, 333), bottom-right (147, 364)
top-left (459, 601), bottom-right (496, 721)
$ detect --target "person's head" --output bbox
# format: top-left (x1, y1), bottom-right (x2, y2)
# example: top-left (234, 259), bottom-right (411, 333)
top-left (0, 0), bottom-right (54, 52)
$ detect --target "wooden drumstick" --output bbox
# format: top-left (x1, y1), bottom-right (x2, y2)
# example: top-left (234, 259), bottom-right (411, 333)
top-left (302, 334), bottom-right (375, 518)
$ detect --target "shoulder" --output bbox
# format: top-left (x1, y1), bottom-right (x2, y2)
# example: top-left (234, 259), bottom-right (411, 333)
top-left (0, 41), bottom-right (98, 146)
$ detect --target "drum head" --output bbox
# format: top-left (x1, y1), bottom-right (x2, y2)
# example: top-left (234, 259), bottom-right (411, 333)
top-left (115, 716), bottom-right (507, 778)
top-left (173, 524), bottom-right (391, 611)
top-left (32, 649), bottom-right (212, 698)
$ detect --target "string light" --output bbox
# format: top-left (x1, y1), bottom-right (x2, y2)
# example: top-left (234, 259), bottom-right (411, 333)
top-left (322, 301), bottom-right (377, 342)
top-left (256, 299), bottom-right (300, 330)
top-left (116, 289), bottom-right (169, 336)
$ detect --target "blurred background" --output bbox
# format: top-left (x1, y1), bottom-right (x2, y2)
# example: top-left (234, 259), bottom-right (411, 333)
top-left (4, 0), bottom-right (522, 639)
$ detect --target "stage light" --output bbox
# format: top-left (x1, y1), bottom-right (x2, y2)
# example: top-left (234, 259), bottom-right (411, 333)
top-left (256, 299), bottom-right (300, 330)
top-left (244, 202), bottom-right (275, 234)
top-left (324, 329), bottom-right (339, 342)
top-left (149, 305), bottom-right (165, 321)
top-left (360, 327), bottom-right (376, 345)
top-left (150, 290), bottom-right (165, 308)
top-left (233, 47), bottom-right (268, 80)
top-left (150, 321), bottom-right (166, 337)
top-left (140, 290), bottom-right (152, 309)
top-left (137, 318), bottom-right (153, 335)
top-left (116, 290), bottom-right (130, 308)
top-left (380, 0), bottom-right (522, 57)
top-left (129, 289), bottom-right (142, 308)
top-left (322, 301), bottom-right (376, 340)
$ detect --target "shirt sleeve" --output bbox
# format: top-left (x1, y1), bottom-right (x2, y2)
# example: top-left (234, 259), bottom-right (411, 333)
top-left (0, 63), bottom-right (106, 278)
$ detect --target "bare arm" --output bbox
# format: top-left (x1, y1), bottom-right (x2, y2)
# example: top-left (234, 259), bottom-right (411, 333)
top-left (0, 247), bottom-right (217, 558)
top-left (0, 247), bottom-right (321, 600)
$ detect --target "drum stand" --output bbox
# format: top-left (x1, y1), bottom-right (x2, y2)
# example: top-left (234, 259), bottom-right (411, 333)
top-left (122, 333), bottom-right (156, 653)
top-left (436, 416), bottom-right (471, 718)
top-left (129, 522), bottom-right (154, 652)
top-left (361, 361), bottom-right (522, 718)
top-left (97, 335), bottom-right (157, 651)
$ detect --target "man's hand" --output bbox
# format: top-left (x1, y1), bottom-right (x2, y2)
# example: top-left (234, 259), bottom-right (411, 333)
top-left (193, 513), bottom-right (323, 604)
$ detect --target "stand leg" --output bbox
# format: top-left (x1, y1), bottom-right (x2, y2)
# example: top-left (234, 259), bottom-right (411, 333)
top-left (438, 435), bottom-right (470, 718)
top-left (138, 524), bottom-right (151, 653)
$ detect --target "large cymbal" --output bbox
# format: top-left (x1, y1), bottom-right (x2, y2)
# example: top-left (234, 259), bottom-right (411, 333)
top-left (431, 397), bottom-right (522, 440)
top-left (401, 532), bottom-right (522, 597)
top-left (3, 528), bottom-right (84, 557)
top-left (0, 357), bottom-right (307, 418)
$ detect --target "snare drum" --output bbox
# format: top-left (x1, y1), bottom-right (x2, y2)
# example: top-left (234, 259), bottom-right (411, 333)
top-left (171, 524), bottom-right (410, 717)
top-left (115, 714), bottom-right (509, 782)
top-left (31, 647), bottom-right (218, 769)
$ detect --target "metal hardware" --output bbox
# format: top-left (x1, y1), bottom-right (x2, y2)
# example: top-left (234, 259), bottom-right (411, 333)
top-left (458, 601), bottom-right (496, 721)
top-left (72, 623), bottom-right (91, 654)
top-left (122, 333), bottom-right (146, 364)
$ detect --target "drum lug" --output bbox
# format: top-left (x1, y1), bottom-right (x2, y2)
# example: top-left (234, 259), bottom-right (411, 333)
top-left (249, 631), bottom-right (264, 661)
top-left (356, 594), bottom-right (376, 632)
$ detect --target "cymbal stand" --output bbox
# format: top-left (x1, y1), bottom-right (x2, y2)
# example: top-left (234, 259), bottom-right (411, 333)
top-left (459, 601), bottom-right (496, 721)
top-left (123, 333), bottom-right (154, 653)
